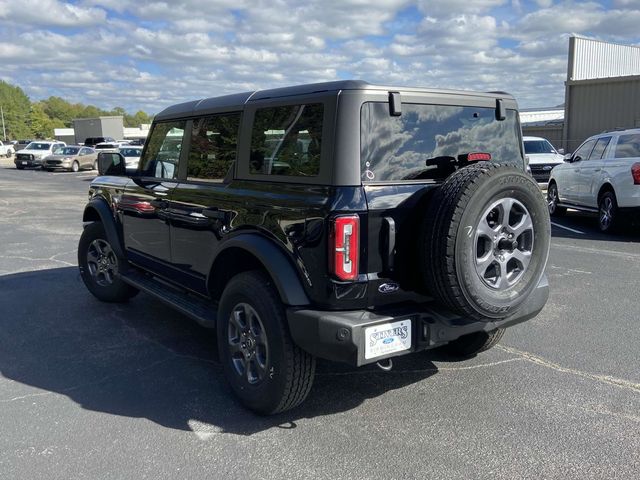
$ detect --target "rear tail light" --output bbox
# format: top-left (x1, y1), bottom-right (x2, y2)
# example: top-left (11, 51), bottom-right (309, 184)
top-left (458, 152), bottom-right (492, 162)
top-left (632, 163), bottom-right (640, 185)
top-left (330, 215), bottom-right (359, 281)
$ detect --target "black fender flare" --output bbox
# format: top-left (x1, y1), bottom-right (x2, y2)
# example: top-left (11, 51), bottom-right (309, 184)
top-left (82, 197), bottom-right (126, 260)
top-left (212, 234), bottom-right (310, 306)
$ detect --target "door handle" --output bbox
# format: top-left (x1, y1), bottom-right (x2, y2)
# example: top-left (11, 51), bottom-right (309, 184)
top-left (594, 168), bottom-right (601, 172)
top-left (150, 199), bottom-right (168, 209)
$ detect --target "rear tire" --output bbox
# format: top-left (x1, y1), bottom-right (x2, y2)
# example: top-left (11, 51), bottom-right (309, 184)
top-left (442, 329), bottom-right (505, 357)
top-left (418, 163), bottom-right (551, 320)
top-left (598, 191), bottom-right (618, 233)
top-left (78, 222), bottom-right (138, 303)
top-left (218, 270), bottom-right (315, 415)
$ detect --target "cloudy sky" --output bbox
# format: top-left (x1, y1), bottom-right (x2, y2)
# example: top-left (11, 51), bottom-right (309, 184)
top-left (0, 0), bottom-right (639, 114)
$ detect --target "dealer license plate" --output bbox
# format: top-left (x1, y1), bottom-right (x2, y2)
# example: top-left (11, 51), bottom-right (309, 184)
top-left (364, 319), bottom-right (412, 360)
top-left (22, 161), bottom-right (27, 165)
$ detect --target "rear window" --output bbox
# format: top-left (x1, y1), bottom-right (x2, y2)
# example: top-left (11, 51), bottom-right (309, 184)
top-left (361, 102), bottom-right (523, 182)
top-left (614, 133), bottom-right (640, 159)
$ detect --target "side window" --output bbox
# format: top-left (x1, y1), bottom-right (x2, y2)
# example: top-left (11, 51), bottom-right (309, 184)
top-left (140, 121), bottom-right (186, 179)
top-left (614, 133), bottom-right (640, 159)
top-left (588, 137), bottom-right (611, 160)
top-left (250, 103), bottom-right (323, 177)
top-left (187, 113), bottom-right (240, 182)
top-left (573, 139), bottom-right (596, 162)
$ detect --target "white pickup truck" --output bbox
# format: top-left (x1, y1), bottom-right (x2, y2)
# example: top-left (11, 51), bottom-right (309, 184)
top-left (0, 141), bottom-right (15, 158)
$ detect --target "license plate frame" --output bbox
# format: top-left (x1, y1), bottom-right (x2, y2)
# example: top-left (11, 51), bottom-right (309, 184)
top-left (364, 319), bottom-right (412, 360)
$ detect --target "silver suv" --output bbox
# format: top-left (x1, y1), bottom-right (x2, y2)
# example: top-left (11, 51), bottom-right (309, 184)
top-left (547, 128), bottom-right (640, 232)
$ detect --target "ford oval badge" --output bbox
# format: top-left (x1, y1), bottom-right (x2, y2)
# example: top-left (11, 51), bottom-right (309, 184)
top-left (378, 282), bottom-right (399, 294)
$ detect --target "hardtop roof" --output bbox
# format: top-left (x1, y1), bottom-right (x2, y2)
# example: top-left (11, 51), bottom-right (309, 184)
top-left (155, 80), bottom-right (515, 121)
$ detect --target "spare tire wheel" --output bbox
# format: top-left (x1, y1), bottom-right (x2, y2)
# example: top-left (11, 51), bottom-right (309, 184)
top-left (418, 163), bottom-right (550, 320)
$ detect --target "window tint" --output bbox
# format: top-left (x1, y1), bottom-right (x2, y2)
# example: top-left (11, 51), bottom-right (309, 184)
top-left (588, 137), bottom-right (611, 160)
top-left (361, 102), bottom-right (523, 182)
top-left (188, 113), bottom-right (240, 182)
top-left (573, 139), bottom-right (596, 162)
top-left (614, 133), bottom-right (640, 159)
top-left (250, 104), bottom-right (323, 177)
top-left (141, 121), bottom-right (186, 179)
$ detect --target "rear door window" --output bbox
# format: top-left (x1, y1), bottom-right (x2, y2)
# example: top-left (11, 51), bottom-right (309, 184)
top-left (360, 102), bottom-right (523, 182)
top-left (140, 121), bottom-right (186, 179)
top-left (614, 133), bottom-right (640, 159)
top-left (249, 104), bottom-right (323, 177)
top-left (187, 113), bottom-right (240, 182)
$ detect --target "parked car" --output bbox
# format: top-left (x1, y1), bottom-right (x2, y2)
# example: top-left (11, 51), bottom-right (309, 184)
top-left (94, 141), bottom-right (125, 152)
top-left (548, 128), bottom-right (640, 232)
top-left (83, 137), bottom-right (116, 148)
top-left (79, 80), bottom-right (550, 414)
top-left (523, 136), bottom-right (565, 184)
top-left (14, 141), bottom-right (66, 169)
top-left (14, 139), bottom-right (33, 152)
top-left (43, 146), bottom-right (98, 172)
top-left (118, 145), bottom-right (143, 170)
top-left (0, 140), bottom-right (14, 158)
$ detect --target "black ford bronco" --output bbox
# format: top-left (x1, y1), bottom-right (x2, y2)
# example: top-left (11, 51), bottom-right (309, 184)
top-left (78, 80), bottom-right (550, 414)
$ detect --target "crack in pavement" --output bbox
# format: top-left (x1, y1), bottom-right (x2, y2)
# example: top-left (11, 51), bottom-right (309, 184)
top-left (497, 344), bottom-right (640, 394)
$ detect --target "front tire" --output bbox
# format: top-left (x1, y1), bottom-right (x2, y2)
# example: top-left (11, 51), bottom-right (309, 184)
top-left (78, 222), bottom-right (138, 302)
top-left (218, 271), bottom-right (315, 415)
top-left (71, 161), bottom-right (79, 172)
top-left (598, 191), bottom-right (618, 233)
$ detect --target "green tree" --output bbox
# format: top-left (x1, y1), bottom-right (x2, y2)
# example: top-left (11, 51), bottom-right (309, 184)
top-left (29, 103), bottom-right (53, 138)
top-left (0, 80), bottom-right (32, 140)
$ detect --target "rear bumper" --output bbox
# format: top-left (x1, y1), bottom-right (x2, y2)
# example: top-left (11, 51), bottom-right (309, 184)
top-left (287, 275), bottom-right (549, 366)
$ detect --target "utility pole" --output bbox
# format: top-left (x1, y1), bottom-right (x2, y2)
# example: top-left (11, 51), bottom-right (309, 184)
top-left (0, 106), bottom-right (6, 141)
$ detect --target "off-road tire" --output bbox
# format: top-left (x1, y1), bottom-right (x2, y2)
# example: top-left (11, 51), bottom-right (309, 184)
top-left (418, 163), bottom-right (551, 320)
top-left (218, 270), bottom-right (315, 415)
top-left (443, 328), bottom-right (505, 357)
top-left (78, 222), bottom-right (138, 303)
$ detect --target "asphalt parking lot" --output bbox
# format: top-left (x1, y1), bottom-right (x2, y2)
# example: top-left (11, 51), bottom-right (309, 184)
top-left (1, 160), bottom-right (639, 480)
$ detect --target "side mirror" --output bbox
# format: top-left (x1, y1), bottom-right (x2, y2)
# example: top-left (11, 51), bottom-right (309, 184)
top-left (564, 153), bottom-right (573, 163)
top-left (557, 148), bottom-right (565, 155)
top-left (97, 152), bottom-right (127, 176)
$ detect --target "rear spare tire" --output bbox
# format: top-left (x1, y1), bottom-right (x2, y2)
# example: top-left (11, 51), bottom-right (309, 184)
top-left (418, 163), bottom-right (550, 320)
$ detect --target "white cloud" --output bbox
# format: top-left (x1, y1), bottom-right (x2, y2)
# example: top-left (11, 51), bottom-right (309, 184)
top-left (0, 0), bottom-right (639, 114)
top-left (0, 0), bottom-right (107, 27)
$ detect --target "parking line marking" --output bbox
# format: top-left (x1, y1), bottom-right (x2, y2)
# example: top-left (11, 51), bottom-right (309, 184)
top-left (550, 222), bottom-right (584, 235)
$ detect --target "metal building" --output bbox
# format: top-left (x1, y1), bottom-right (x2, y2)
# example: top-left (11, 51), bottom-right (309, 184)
top-left (72, 116), bottom-right (124, 144)
top-left (562, 37), bottom-right (640, 152)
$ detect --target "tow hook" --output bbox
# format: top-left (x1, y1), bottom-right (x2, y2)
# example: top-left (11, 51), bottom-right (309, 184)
top-left (376, 358), bottom-right (393, 372)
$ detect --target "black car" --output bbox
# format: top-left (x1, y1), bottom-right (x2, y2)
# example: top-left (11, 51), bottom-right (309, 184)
top-left (83, 136), bottom-right (115, 148)
top-left (78, 81), bottom-right (551, 414)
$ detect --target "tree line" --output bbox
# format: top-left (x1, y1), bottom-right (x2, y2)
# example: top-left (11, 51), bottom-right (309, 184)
top-left (0, 80), bottom-right (152, 140)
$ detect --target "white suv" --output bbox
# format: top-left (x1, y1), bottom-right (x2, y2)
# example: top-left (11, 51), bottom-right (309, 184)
top-left (524, 136), bottom-right (565, 184)
top-left (547, 128), bottom-right (640, 232)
